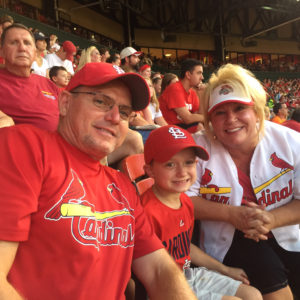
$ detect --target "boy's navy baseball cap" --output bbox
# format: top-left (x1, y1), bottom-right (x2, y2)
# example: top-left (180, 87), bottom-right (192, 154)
top-left (66, 62), bottom-right (150, 111)
top-left (144, 125), bottom-right (209, 164)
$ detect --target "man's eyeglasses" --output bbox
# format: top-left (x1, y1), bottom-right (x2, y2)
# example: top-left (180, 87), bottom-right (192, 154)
top-left (70, 91), bottom-right (134, 121)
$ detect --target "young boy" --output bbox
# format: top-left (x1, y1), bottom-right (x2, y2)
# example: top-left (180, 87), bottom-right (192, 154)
top-left (142, 125), bottom-right (262, 300)
top-left (49, 66), bottom-right (69, 91)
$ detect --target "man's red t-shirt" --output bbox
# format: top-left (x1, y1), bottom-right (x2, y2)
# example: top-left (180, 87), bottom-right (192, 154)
top-left (0, 68), bottom-right (59, 131)
top-left (0, 125), bottom-right (163, 300)
top-left (159, 81), bottom-right (199, 125)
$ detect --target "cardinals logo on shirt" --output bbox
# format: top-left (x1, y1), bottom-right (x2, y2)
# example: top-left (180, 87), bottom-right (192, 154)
top-left (270, 152), bottom-right (294, 171)
top-left (45, 169), bottom-right (135, 250)
top-left (254, 152), bottom-right (294, 206)
top-left (199, 168), bottom-right (231, 204)
top-left (41, 90), bottom-right (56, 100)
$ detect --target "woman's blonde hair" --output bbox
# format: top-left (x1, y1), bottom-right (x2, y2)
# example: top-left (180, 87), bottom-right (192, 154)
top-left (145, 77), bottom-right (160, 112)
top-left (203, 64), bottom-right (267, 139)
top-left (76, 46), bottom-right (98, 72)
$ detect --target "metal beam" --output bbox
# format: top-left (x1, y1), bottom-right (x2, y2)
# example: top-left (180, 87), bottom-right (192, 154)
top-left (71, 1), bottom-right (101, 11)
top-left (243, 15), bottom-right (300, 41)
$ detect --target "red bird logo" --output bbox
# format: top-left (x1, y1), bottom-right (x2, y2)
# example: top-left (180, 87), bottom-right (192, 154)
top-left (201, 168), bottom-right (219, 191)
top-left (270, 152), bottom-right (294, 171)
top-left (201, 168), bottom-right (213, 185)
top-left (45, 169), bottom-right (89, 220)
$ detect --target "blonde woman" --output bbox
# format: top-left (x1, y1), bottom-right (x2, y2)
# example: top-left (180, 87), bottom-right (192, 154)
top-left (76, 46), bottom-right (101, 71)
top-left (144, 77), bottom-right (167, 126)
top-left (187, 64), bottom-right (300, 300)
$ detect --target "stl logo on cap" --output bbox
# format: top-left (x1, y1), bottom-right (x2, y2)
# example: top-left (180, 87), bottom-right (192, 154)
top-left (219, 84), bottom-right (233, 96)
top-left (169, 127), bottom-right (187, 139)
top-left (112, 65), bottom-right (125, 74)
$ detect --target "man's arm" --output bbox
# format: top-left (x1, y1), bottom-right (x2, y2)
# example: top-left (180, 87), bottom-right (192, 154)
top-left (0, 241), bottom-right (23, 300)
top-left (132, 248), bottom-right (197, 300)
top-left (0, 110), bottom-right (14, 128)
top-left (190, 244), bottom-right (250, 284)
top-left (174, 107), bottom-right (204, 124)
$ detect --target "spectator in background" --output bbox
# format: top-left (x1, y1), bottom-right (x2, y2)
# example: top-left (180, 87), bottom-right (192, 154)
top-left (152, 76), bottom-right (162, 98)
top-left (76, 46), bottom-right (101, 71)
top-left (49, 66), bottom-right (69, 91)
top-left (120, 46), bottom-right (142, 73)
top-left (283, 107), bottom-right (300, 132)
top-left (159, 59), bottom-right (204, 133)
top-left (0, 14), bottom-right (14, 65)
top-left (107, 51), bottom-right (121, 66)
top-left (151, 71), bottom-right (162, 80)
top-left (31, 31), bottom-right (49, 77)
top-left (139, 63), bottom-right (151, 78)
top-left (0, 23), bottom-right (59, 131)
top-left (99, 46), bottom-right (110, 62)
top-left (47, 34), bottom-right (59, 53)
top-left (0, 14), bottom-right (14, 34)
top-left (45, 40), bottom-right (76, 75)
top-left (271, 102), bottom-right (288, 124)
top-left (160, 72), bottom-right (178, 94)
top-left (144, 77), bottom-right (167, 126)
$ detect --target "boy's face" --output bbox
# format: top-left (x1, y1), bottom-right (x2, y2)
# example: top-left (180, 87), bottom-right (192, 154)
top-left (53, 70), bottom-right (69, 88)
top-left (146, 148), bottom-right (197, 194)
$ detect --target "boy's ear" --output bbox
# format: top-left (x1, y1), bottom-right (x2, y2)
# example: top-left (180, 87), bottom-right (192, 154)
top-left (144, 164), bottom-right (154, 178)
top-left (52, 76), bottom-right (58, 83)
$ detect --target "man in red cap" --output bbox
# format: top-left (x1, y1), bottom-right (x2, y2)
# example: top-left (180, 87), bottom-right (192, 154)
top-left (45, 40), bottom-right (76, 75)
top-left (0, 62), bottom-right (197, 300)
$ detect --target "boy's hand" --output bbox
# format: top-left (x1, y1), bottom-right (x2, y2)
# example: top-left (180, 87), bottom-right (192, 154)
top-left (223, 266), bottom-right (250, 285)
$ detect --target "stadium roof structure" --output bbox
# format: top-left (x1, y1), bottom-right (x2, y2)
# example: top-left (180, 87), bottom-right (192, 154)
top-left (70, 0), bottom-right (300, 43)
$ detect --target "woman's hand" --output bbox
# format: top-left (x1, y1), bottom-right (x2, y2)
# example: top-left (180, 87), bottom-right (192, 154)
top-left (229, 203), bottom-right (271, 241)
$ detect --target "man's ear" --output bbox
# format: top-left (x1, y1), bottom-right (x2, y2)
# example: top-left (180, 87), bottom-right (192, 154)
top-left (144, 164), bottom-right (154, 178)
top-left (32, 46), bottom-right (37, 61)
top-left (185, 70), bottom-right (191, 80)
top-left (58, 90), bottom-right (72, 116)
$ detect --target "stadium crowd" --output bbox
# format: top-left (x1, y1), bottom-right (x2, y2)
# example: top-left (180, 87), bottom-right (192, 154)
top-left (0, 11), bottom-right (300, 300)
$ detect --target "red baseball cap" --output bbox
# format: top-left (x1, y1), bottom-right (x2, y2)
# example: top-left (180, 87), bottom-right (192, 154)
top-left (66, 62), bottom-right (150, 111)
top-left (144, 125), bottom-right (209, 164)
top-left (62, 41), bottom-right (76, 61)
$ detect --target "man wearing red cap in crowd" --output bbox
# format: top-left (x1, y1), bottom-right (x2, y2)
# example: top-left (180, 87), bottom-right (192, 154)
top-left (0, 62), bottom-right (197, 300)
top-left (120, 46), bottom-right (142, 73)
top-left (0, 23), bottom-right (59, 131)
top-left (45, 40), bottom-right (76, 75)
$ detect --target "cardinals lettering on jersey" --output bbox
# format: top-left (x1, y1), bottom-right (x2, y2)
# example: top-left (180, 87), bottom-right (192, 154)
top-left (162, 228), bottom-right (191, 263)
top-left (45, 169), bottom-right (135, 250)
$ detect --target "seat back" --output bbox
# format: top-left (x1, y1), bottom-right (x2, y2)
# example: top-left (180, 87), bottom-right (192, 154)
top-left (121, 154), bottom-right (154, 195)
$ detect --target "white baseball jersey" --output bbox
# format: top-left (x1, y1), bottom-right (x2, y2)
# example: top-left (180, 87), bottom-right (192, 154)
top-left (187, 121), bottom-right (300, 262)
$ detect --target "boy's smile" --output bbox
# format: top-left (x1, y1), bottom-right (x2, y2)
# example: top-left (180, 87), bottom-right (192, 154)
top-left (147, 148), bottom-right (197, 196)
